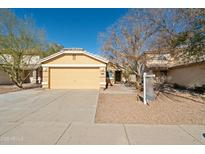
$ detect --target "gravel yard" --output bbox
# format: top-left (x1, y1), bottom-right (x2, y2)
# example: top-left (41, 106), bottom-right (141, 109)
top-left (95, 85), bottom-right (205, 124)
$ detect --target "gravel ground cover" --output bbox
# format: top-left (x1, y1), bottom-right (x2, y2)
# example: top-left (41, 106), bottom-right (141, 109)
top-left (95, 85), bottom-right (205, 124)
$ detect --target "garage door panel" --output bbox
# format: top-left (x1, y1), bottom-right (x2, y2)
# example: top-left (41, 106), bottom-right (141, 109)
top-left (50, 68), bottom-right (100, 89)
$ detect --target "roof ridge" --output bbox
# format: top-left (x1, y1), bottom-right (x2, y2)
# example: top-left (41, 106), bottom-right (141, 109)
top-left (63, 48), bottom-right (84, 51)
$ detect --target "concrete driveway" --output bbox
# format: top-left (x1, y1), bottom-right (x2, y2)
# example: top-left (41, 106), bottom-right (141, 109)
top-left (0, 89), bottom-right (204, 144)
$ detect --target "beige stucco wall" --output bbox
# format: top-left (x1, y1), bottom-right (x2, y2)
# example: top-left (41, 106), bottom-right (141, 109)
top-left (42, 67), bottom-right (49, 88)
top-left (0, 69), bottom-right (12, 85)
top-left (167, 62), bottom-right (205, 88)
top-left (42, 53), bottom-right (103, 65)
top-left (99, 67), bottom-right (106, 84)
top-left (42, 53), bottom-right (106, 89)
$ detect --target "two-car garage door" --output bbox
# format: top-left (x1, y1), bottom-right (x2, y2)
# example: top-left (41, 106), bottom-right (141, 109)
top-left (49, 67), bottom-right (100, 89)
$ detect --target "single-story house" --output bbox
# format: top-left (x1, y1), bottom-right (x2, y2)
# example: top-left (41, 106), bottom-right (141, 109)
top-left (0, 55), bottom-right (41, 85)
top-left (0, 68), bottom-right (41, 85)
top-left (40, 48), bottom-right (108, 89)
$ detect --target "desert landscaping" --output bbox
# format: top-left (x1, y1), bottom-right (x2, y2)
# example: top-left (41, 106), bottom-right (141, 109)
top-left (95, 84), bottom-right (205, 125)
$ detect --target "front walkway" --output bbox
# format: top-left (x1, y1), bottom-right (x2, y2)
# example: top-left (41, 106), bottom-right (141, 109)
top-left (101, 83), bottom-right (137, 94)
top-left (0, 88), bottom-right (204, 144)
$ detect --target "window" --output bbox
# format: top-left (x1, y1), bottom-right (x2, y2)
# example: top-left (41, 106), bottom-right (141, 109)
top-left (72, 54), bottom-right (76, 60)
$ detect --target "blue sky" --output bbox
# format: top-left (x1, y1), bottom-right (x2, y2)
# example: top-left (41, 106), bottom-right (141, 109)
top-left (12, 9), bottom-right (128, 54)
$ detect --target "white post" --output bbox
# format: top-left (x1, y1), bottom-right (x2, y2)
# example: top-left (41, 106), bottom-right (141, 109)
top-left (143, 73), bottom-right (156, 105)
top-left (143, 72), bottom-right (147, 104)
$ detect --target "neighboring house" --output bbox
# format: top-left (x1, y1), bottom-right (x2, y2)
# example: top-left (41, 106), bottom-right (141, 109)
top-left (166, 58), bottom-right (205, 88)
top-left (0, 55), bottom-right (41, 85)
top-left (145, 50), bottom-right (205, 88)
top-left (40, 48), bottom-right (108, 89)
top-left (144, 50), bottom-right (171, 83)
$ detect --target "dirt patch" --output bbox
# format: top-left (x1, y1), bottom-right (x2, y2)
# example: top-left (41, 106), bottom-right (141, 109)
top-left (0, 84), bottom-right (41, 94)
top-left (0, 86), bottom-right (20, 94)
top-left (95, 92), bottom-right (205, 124)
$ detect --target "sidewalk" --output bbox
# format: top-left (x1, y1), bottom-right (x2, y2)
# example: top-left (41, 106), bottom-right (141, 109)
top-left (54, 123), bottom-right (205, 144)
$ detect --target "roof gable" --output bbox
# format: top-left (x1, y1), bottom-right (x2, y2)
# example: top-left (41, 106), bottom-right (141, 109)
top-left (40, 48), bottom-right (108, 64)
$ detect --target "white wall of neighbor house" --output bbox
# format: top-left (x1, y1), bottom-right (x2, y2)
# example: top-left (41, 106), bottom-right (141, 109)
top-left (0, 69), bottom-right (40, 85)
top-left (0, 69), bottom-right (12, 85)
top-left (167, 62), bottom-right (205, 88)
top-left (29, 69), bottom-right (41, 84)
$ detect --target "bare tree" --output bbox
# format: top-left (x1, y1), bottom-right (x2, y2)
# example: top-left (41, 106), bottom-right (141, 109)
top-left (143, 9), bottom-right (205, 59)
top-left (0, 9), bottom-right (45, 88)
top-left (41, 43), bottom-right (64, 58)
top-left (99, 9), bottom-right (159, 89)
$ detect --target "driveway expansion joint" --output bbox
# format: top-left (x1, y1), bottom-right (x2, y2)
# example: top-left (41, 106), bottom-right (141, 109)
top-left (177, 125), bottom-right (204, 144)
top-left (54, 122), bottom-right (72, 145)
top-left (0, 121), bottom-right (24, 137)
top-left (122, 124), bottom-right (131, 145)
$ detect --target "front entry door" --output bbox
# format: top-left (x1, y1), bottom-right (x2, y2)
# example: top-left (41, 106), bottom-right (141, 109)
top-left (115, 71), bottom-right (121, 83)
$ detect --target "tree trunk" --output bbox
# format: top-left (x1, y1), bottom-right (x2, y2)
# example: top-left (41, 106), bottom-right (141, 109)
top-left (10, 77), bottom-right (23, 89)
top-left (16, 83), bottom-right (23, 89)
top-left (135, 75), bottom-right (142, 91)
